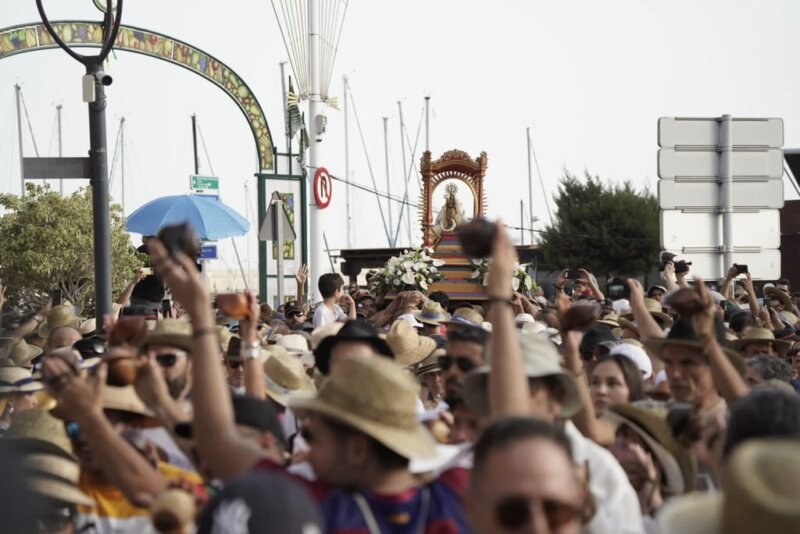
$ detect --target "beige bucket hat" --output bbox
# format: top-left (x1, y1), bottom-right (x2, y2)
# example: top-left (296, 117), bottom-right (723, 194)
top-left (657, 439), bottom-right (800, 534)
top-left (0, 363), bottom-right (43, 396)
top-left (288, 356), bottom-right (437, 460)
top-left (463, 332), bottom-right (582, 418)
top-left (387, 320), bottom-right (437, 367)
top-left (444, 307), bottom-right (485, 329)
top-left (262, 345), bottom-right (316, 407)
top-left (414, 348), bottom-right (445, 377)
top-left (730, 327), bottom-right (791, 357)
top-left (37, 305), bottom-right (81, 339)
top-left (4, 408), bottom-right (75, 459)
top-left (8, 338), bottom-right (43, 367)
top-left (142, 319), bottom-right (193, 351)
top-left (24, 453), bottom-right (95, 507)
top-left (413, 300), bottom-right (451, 326)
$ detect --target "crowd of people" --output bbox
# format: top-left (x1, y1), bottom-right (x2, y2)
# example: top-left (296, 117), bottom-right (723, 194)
top-left (0, 221), bottom-right (799, 533)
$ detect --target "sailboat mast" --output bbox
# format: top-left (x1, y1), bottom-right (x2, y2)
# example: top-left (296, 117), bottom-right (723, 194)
top-left (191, 113), bottom-right (199, 174)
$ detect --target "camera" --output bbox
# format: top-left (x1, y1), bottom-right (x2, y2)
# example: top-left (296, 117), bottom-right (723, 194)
top-left (658, 252), bottom-right (691, 274)
top-left (606, 276), bottom-right (630, 301)
top-left (95, 71), bottom-right (113, 86)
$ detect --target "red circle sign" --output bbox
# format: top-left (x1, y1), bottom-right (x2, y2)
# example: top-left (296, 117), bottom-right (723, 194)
top-left (314, 167), bottom-right (332, 209)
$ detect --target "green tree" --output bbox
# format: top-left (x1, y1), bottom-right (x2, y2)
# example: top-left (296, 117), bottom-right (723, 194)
top-left (539, 171), bottom-right (659, 277)
top-left (0, 184), bottom-right (143, 314)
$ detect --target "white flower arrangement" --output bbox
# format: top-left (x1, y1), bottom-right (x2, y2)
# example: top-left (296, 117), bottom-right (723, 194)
top-left (370, 248), bottom-right (446, 298)
top-left (470, 258), bottom-right (537, 293)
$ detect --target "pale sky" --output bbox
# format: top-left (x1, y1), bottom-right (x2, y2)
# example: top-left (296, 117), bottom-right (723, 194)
top-left (1, 0), bottom-right (798, 291)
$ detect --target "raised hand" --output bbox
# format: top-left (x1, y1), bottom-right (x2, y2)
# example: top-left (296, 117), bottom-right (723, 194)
top-left (487, 221), bottom-right (518, 300)
top-left (294, 264), bottom-right (309, 287)
top-left (690, 277), bottom-right (717, 341)
top-left (147, 239), bottom-right (208, 318)
top-left (43, 356), bottom-right (106, 422)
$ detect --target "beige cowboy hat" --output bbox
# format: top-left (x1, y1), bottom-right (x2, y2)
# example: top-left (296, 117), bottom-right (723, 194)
top-left (4, 408), bottom-right (75, 459)
top-left (414, 348), bottom-right (445, 377)
top-left (310, 322), bottom-right (344, 351)
top-left (617, 317), bottom-right (640, 337)
top-left (37, 305), bottom-right (81, 339)
top-left (0, 363), bottom-right (43, 396)
top-left (444, 307), bottom-right (485, 330)
top-left (24, 453), bottom-right (95, 507)
top-left (656, 439), bottom-right (800, 534)
top-left (605, 403), bottom-right (695, 496)
top-left (764, 286), bottom-right (792, 310)
top-left (262, 345), bottom-right (316, 407)
top-left (413, 300), bottom-right (451, 326)
top-left (387, 319), bottom-right (437, 367)
top-left (142, 319), bottom-right (193, 352)
top-left (730, 327), bottom-right (791, 357)
top-left (463, 332), bottom-right (582, 418)
top-left (99, 385), bottom-right (155, 422)
top-left (623, 298), bottom-right (673, 329)
top-left (597, 313), bottom-right (623, 338)
top-left (8, 338), bottom-right (43, 368)
top-left (288, 356), bottom-right (437, 461)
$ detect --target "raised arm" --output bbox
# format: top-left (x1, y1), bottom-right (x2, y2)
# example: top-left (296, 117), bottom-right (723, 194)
top-left (294, 264), bottom-right (308, 307)
top-left (10, 301), bottom-right (51, 339)
top-left (662, 262), bottom-right (678, 291)
top-left (487, 223), bottom-right (530, 418)
top-left (628, 279), bottom-right (665, 340)
top-left (719, 266), bottom-right (738, 301)
top-left (578, 269), bottom-right (605, 302)
top-left (149, 240), bottom-right (263, 481)
top-left (241, 293), bottom-right (267, 400)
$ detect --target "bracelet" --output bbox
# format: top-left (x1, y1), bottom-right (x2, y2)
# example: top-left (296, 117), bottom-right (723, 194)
top-left (192, 327), bottom-right (217, 339)
top-left (488, 296), bottom-right (515, 307)
top-left (240, 340), bottom-right (261, 360)
top-left (555, 285), bottom-right (564, 291)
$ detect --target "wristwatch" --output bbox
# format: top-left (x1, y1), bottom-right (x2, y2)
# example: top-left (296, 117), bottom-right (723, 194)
top-left (240, 340), bottom-right (261, 361)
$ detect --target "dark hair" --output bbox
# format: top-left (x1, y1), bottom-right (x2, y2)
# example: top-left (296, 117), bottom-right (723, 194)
top-left (323, 416), bottom-right (409, 470)
top-left (746, 356), bottom-right (792, 383)
top-left (473, 418), bottom-right (571, 479)
top-left (318, 273), bottom-right (344, 299)
top-left (729, 312), bottom-right (754, 334)
top-left (131, 275), bottom-right (165, 303)
top-left (591, 354), bottom-right (646, 402)
top-left (447, 325), bottom-right (488, 346)
top-left (428, 291), bottom-right (450, 310)
top-left (777, 278), bottom-right (791, 289)
top-left (723, 389), bottom-right (800, 459)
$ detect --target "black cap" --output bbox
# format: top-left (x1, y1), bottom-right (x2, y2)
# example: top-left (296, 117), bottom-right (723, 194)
top-left (314, 319), bottom-right (393, 375)
top-left (580, 324), bottom-right (616, 351)
top-left (197, 470), bottom-right (321, 534)
top-left (175, 394), bottom-right (284, 445)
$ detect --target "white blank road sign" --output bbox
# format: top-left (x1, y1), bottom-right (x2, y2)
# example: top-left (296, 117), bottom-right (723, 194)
top-left (658, 117), bottom-right (784, 149)
top-left (658, 180), bottom-right (784, 210)
top-left (663, 249), bottom-right (781, 280)
top-left (657, 148), bottom-right (784, 180)
top-left (660, 210), bottom-right (781, 250)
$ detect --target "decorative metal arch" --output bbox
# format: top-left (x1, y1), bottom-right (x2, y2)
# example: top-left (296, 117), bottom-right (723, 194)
top-left (420, 149), bottom-right (488, 247)
top-left (0, 21), bottom-right (274, 170)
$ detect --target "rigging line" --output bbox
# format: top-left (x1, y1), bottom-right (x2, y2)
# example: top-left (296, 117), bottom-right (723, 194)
top-left (347, 87), bottom-right (392, 245)
top-left (529, 139), bottom-right (552, 224)
top-left (272, 1), bottom-right (301, 89)
top-left (288, 1), bottom-right (307, 91)
top-left (401, 106), bottom-right (425, 190)
top-left (784, 164), bottom-right (800, 198)
top-left (196, 119), bottom-right (216, 176)
top-left (19, 91), bottom-right (40, 157)
top-left (330, 174), bottom-right (421, 208)
top-left (278, 2), bottom-right (300, 87)
top-left (45, 108), bottom-right (57, 157)
top-left (392, 107), bottom-right (424, 247)
top-left (108, 122), bottom-right (123, 189)
top-left (324, 0), bottom-right (349, 95)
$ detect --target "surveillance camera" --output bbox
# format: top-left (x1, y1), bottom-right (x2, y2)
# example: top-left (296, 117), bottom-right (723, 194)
top-left (94, 72), bottom-right (113, 86)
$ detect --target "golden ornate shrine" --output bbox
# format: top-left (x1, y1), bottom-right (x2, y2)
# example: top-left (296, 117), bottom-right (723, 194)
top-left (420, 150), bottom-right (488, 247)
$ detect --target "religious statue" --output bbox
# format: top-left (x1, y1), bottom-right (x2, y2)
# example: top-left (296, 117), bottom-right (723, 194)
top-left (431, 183), bottom-right (466, 245)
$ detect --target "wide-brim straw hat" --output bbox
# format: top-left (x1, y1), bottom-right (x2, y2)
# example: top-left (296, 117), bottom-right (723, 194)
top-left (142, 319), bottom-right (193, 352)
top-left (657, 439), bottom-right (800, 534)
top-left (413, 300), bottom-right (451, 326)
top-left (463, 332), bottom-right (582, 418)
top-left (443, 307), bottom-right (485, 330)
top-left (605, 403), bottom-right (695, 496)
top-left (4, 408), bottom-right (74, 459)
top-left (23, 453), bottom-right (94, 507)
top-left (414, 348), bottom-right (445, 377)
top-left (0, 363), bottom-right (43, 396)
top-left (731, 327), bottom-right (791, 357)
top-left (37, 305), bottom-right (81, 339)
top-left (643, 317), bottom-right (745, 376)
top-left (276, 334), bottom-right (312, 357)
top-left (99, 385), bottom-right (155, 421)
top-left (387, 319), bottom-right (437, 367)
top-left (288, 356), bottom-right (437, 461)
top-left (262, 345), bottom-right (316, 407)
top-left (8, 338), bottom-right (43, 368)
top-left (764, 286), bottom-right (792, 310)
top-left (618, 317), bottom-right (640, 337)
top-left (623, 298), bottom-right (673, 329)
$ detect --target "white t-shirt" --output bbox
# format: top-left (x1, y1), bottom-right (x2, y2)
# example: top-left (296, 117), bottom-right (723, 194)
top-left (312, 303), bottom-right (348, 328)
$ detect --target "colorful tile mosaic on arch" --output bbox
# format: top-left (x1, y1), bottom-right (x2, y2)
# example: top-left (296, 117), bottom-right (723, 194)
top-left (0, 22), bottom-right (273, 170)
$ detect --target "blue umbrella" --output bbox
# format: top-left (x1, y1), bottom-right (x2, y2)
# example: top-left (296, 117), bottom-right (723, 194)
top-left (126, 194), bottom-right (250, 240)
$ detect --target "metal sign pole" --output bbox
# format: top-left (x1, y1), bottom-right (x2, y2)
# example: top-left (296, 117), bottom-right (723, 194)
top-left (273, 196), bottom-right (285, 305)
top-left (720, 114), bottom-right (734, 273)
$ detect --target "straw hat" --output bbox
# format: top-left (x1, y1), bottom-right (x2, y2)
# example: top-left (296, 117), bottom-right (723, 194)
top-left (277, 334), bottom-right (311, 356)
top-left (514, 313), bottom-right (536, 326)
top-left (310, 322), bottom-right (344, 351)
top-left (37, 305), bottom-right (81, 339)
top-left (8, 338), bottom-right (43, 368)
top-left (262, 345), bottom-right (316, 407)
top-left (386, 320), bottom-right (437, 367)
top-left (730, 327), bottom-right (791, 357)
top-left (606, 403), bottom-right (695, 496)
top-left (23, 453), bottom-right (94, 507)
top-left (463, 332), bottom-right (582, 418)
top-left (4, 408), bottom-right (74, 459)
top-left (142, 319), bottom-right (193, 351)
top-left (414, 348), bottom-right (445, 377)
top-left (764, 286), bottom-right (792, 310)
top-left (100, 385), bottom-right (154, 419)
top-left (618, 317), bottom-right (639, 337)
top-left (78, 318), bottom-right (98, 337)
top-left (0, 364), bottom-right (43, 396)
top-left (413, 300), bottom-right (451, 326)
top-left (444, 307), bottom-right (485, 329)
top-left (597, 313), bottom-right (621, 329)
top-left (657, 439), bottom-right (800, 534)
top-left (623, 298), bottom-right (673, 329)
top-left (216, 325), bottom-right (233, 353)
top-left (643, 317), bottom-right (745, 376)
top-left (289, 356), bottom-right (436, 460)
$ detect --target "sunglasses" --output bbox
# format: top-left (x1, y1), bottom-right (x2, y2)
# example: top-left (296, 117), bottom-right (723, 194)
top-left (438, 355), bottom-right (477, 373)
top-left (155, 353), bottom-right (179, 368)
top-left (226, 359), bottom-right (243, 369)
top-left (495, 495), bottom-right (580, 531)
top-left (73, 339), bottom-right (106, 357)
top-left (287, 311), bottom-right (304, 319)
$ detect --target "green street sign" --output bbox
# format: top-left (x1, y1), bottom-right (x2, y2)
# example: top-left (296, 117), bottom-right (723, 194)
top-left (190, 175), bottom-right (219, 191)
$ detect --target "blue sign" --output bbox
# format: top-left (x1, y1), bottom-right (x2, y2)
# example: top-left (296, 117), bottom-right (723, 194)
top-left (200, 244), bottom-right (218, 260)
